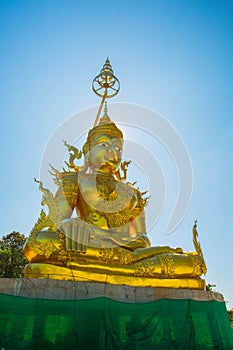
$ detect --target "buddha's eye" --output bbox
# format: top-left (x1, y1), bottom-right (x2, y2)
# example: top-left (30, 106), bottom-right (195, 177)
top-left (100, 142), bottom-right (109, 148)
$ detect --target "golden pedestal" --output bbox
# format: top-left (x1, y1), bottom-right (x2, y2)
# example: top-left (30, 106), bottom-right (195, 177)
top-left (24, 262), bottom-right (206, 290)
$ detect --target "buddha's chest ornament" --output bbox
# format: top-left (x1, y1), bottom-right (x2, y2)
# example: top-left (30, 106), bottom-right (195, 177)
top-left (79, 173), bottom-right (139, 228)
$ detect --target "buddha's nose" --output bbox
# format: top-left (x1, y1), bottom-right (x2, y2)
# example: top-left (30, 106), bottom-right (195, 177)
top-left (106, 146), bottom-right (118, 161)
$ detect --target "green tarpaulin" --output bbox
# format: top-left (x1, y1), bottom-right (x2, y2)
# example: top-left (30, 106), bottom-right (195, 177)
top-left (0, 293), bottom-right (232, 349)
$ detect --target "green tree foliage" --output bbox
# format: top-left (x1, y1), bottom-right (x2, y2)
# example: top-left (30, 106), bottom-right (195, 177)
top-left (0, 231), bottom-right (27, 278)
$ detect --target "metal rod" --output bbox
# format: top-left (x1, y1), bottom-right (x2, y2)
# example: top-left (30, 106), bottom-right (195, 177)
top-left (93, 91), bottom-right (107, 127)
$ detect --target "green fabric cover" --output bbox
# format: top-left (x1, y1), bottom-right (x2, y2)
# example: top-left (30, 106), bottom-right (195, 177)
top-left (0, 293), bottom-right (232, 349)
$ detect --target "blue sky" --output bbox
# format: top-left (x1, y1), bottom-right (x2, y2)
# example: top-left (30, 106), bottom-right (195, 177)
top-left (0, 1), bottom-right (233, 308)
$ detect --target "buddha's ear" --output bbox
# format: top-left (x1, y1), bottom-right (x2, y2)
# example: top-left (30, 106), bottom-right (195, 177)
top-left (82, 143), bottom-right (89, 157)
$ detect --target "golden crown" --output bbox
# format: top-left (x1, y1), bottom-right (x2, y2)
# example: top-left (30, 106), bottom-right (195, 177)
top-left (86, 103), bottom-right (123, 149)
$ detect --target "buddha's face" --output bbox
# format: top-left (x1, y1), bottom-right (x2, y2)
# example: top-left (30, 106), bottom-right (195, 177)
top-left (88, 134), bottom-right (123, 173)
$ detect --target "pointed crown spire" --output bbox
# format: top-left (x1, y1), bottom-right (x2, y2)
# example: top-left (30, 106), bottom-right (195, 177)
top-left (97, 101), bottom-right (112, 126)
top-left (86, 100), bottom-right (123, 149)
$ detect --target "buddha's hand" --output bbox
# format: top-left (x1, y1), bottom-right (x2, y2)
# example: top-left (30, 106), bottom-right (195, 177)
top-left (60, 218), bottom-right (93, 254)
top-left (101, 230), bottom-right (134, 248)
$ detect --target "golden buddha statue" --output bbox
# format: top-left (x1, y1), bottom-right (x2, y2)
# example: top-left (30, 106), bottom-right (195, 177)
top-left (23, 59), bottom-right (207, 289)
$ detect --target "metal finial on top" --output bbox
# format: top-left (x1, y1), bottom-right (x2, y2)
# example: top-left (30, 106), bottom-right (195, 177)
top-left (92, 58), bottom-right (120, 127)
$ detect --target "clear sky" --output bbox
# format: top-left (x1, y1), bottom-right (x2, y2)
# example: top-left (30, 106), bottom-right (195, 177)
top-left (0, 1), bottom-right (233, 308)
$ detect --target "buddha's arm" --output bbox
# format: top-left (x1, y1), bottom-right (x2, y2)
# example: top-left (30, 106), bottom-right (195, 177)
top-left (54, 186), bottom-right (75, 220)
top-left (55, 173), bottom-right (79, 220)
